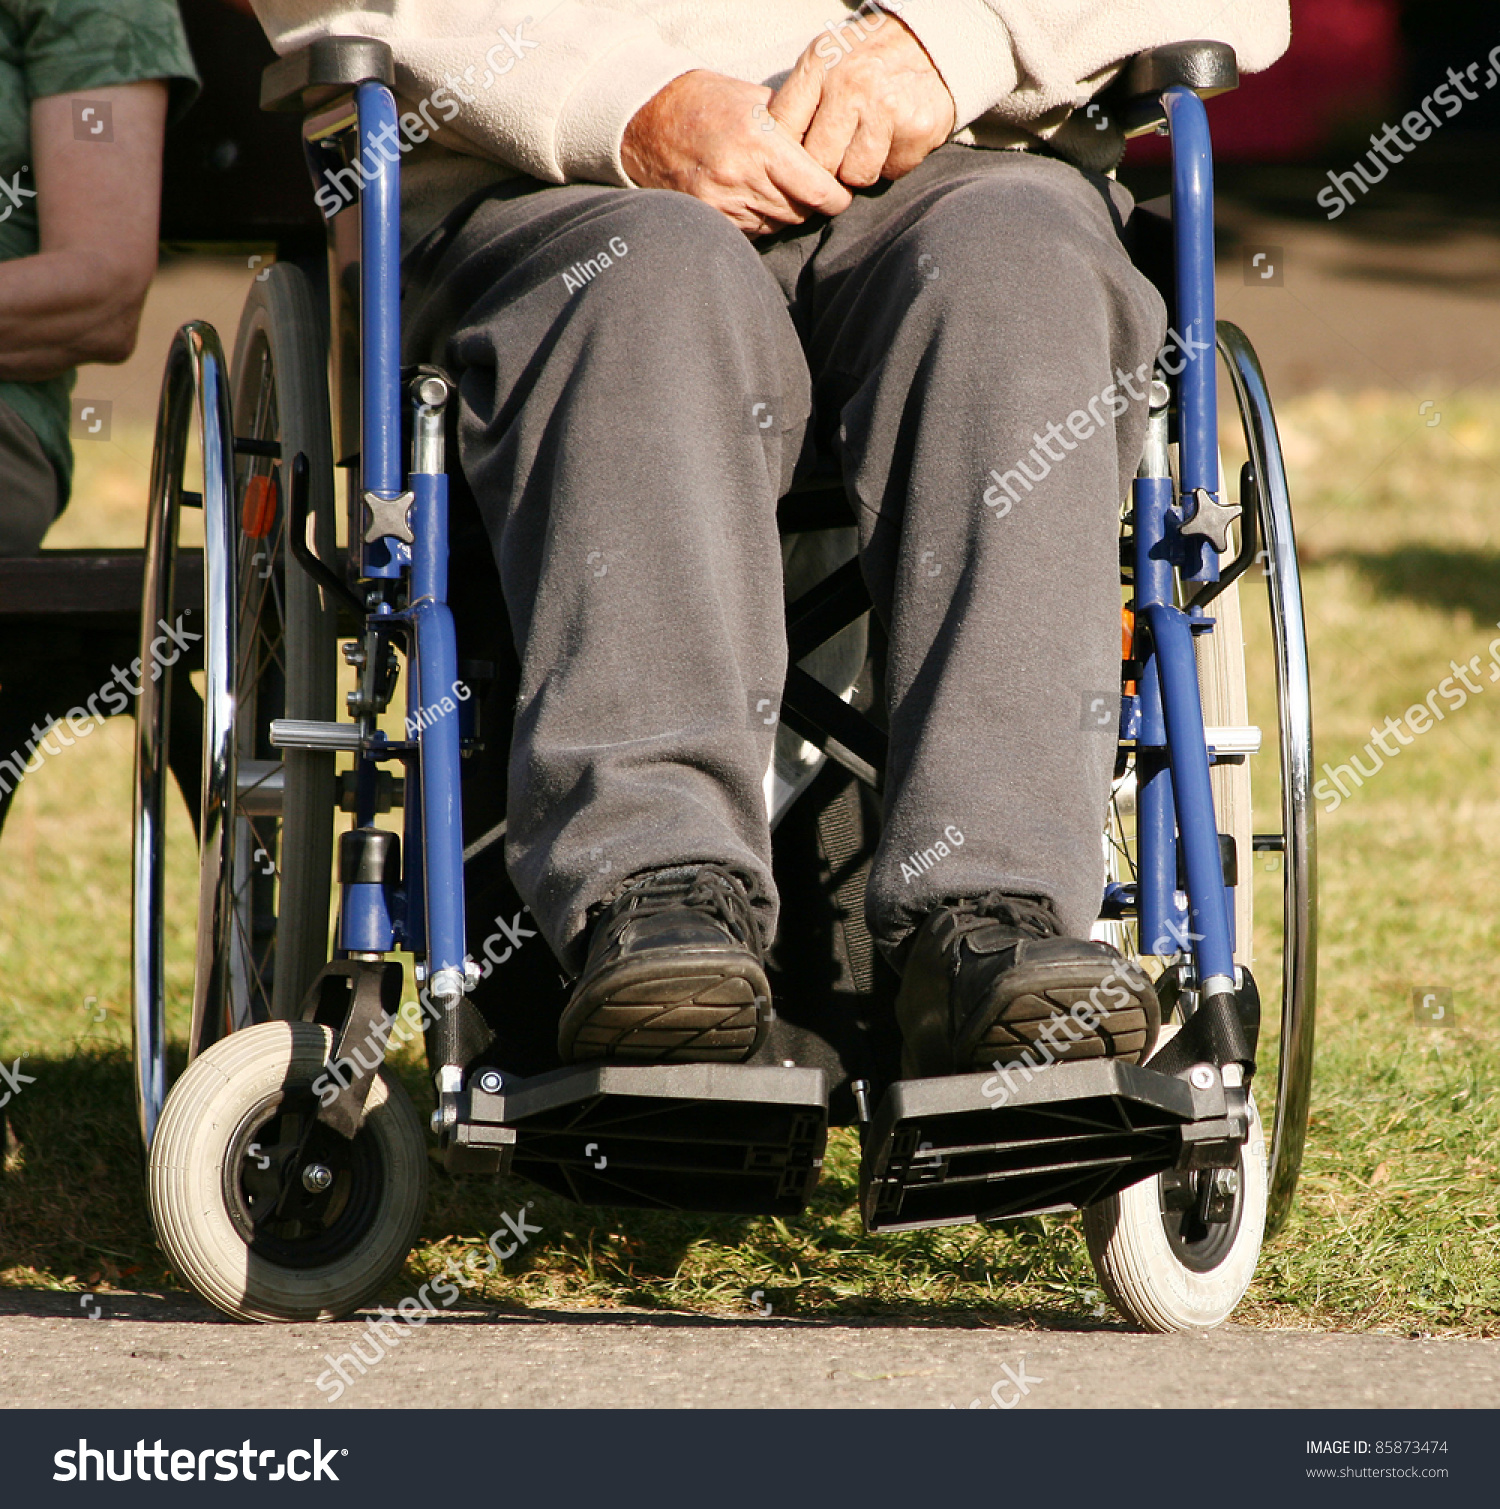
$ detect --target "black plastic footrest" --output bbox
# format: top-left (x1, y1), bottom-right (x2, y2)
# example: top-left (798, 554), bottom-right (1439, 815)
top-left (461, 1063), bottom-right (828, 1215)
top-left (860, 1060), bottom-right (1201, 1233)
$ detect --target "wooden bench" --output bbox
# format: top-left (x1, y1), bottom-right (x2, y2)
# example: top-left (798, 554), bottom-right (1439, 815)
top-left (0, 552), bottom-right (206, 813)
top-left (0, 550), bottom-right (202, 625)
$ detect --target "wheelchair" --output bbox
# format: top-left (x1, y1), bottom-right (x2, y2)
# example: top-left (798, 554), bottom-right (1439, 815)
top-left (132, 35), bottom-right (1316, 1332)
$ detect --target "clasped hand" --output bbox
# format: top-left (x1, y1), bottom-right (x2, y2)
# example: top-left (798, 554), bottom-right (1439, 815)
top-left (621, 11), bottom-right (955, 236)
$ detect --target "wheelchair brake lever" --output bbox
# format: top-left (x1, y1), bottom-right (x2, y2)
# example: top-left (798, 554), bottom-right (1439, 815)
top-left (287, 450), bottom-right (367, 619)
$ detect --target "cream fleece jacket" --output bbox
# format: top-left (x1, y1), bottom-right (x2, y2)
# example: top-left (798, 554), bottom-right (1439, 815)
top-left (251, 1), bottom-right (1288, 240)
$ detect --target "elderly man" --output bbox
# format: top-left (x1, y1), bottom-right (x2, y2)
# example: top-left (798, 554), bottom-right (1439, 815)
top-left (253, 1), bottom-right (1289, 1077)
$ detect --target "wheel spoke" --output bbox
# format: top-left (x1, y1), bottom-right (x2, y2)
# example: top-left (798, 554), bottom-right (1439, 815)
top-left (229, 891), bottom-right (275, 1022)
top-left (244, 809), bottom-right (279, 866)
top-left (237, 550), bottom-right (282, 685)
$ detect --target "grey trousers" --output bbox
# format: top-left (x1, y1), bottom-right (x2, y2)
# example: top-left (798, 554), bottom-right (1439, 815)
top-left (402, 144), bottom-right (1167, 973)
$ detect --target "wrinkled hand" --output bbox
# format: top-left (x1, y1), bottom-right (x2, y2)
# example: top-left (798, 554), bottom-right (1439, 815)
top-left (770, 10), bottom-right (955, 186)
top-left (622, 70), bottom-right (853, 236)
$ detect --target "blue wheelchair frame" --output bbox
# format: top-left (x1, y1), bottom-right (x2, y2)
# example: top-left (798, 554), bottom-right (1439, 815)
top-left (306, 83), bottom-right (469, 1004)
top-left (331, 80), bottom-right (1245, 1073)
top-left (1131, 91), bottom-right (1247, 1027)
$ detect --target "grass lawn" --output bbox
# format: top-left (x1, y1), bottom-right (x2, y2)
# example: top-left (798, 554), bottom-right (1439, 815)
top-left (1, 387), bottom-right (1497, 1335)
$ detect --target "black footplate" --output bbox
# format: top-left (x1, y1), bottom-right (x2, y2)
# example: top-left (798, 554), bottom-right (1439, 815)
top-left (860, 1059), bottom-right (1244, 1233)
top-left (454, 1063), bottom-right (828, 1215)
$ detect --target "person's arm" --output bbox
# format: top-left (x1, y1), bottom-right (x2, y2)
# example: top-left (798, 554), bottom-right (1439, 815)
top-left (0, 80), bottom-right (168, 381)
top-left (769, 0), bottom-right (1291, 188)
top-left (867, 0), bottom-right (1291, 139)
top-left (253, 2), bottom-right (851, 235)
top-left (251, 0), bottom-right (710, 187)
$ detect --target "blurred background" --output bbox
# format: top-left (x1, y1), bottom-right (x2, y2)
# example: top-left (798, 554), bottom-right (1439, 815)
top-left (1, 0), bottom-right (1496, 1333)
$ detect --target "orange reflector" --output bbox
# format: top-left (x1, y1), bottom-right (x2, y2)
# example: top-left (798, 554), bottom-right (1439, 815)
top-left (242, 473), bottom-right (278, 538)
top-left (1122, 605), bottom-right (1137, 697)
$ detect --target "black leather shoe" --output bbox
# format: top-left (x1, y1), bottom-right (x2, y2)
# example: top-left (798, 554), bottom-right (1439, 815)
top-left (558, 864), bottom-right (771, 1064)
top-left (894, 892), bottom-right (1159, 1078)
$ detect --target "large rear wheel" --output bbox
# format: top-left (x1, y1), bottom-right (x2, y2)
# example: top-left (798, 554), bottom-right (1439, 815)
top-left (133, 268), bottom-right (339, 1154)
top-left (226, 264), bottom-right (339, 1025)
top-left (1215, 324), bottom-right (1318, 1238)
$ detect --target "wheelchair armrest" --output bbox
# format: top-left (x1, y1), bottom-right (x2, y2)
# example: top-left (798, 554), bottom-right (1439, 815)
top-left (261, 35), bottom-right (395, 114)
top-left (1049, 40), bottom-right (1237, 174)
top-left (1109, 40), bottom-right (1239, 137)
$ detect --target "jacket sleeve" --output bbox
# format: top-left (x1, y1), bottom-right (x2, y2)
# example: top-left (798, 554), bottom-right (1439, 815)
top-left (882, 0), bottom-right (1291, 134)
top-left (249, 0), bottom-right (706, 186)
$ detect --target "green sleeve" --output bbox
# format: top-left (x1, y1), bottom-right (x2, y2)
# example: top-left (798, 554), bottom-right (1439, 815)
top-left (10, 0), bottom-right (199, 121)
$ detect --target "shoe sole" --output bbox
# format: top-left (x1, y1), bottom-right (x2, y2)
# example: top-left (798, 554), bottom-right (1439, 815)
top-left (955, 954), bottom-right (1159, 1072)
top-left (559, 952), bottom-right (771, 1064)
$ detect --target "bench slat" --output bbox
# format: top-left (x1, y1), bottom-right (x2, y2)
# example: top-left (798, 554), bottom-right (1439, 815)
top-left (0, 550), bottom-right (205, 621)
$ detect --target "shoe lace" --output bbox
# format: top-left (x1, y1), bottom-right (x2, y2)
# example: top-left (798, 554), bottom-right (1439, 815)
top-left (957, 890), bottom-right (1060, 939)
top-left (613, 864), bottom-right (758, 947)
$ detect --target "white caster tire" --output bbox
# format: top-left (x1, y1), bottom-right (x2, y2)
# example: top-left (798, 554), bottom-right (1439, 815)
top-left (1083, 1091), bottom-right (1267, 1333)
top-left (149, 1021), bottom-right (427, 1323)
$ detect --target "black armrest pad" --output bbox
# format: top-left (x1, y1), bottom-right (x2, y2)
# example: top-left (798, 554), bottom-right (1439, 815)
top-left (1118, 40), bottom-right (1239, 104)
top-left (1101, 40), bottom-right (1239, 139)
top-left (261, 35), bottom-right (395, 115)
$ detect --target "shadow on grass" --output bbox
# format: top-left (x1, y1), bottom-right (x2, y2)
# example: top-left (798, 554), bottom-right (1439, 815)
top-left (0, 1049), bottom-right (168, 1286)
top-left (1320, 546), bottom-right (1500, 629)
top-left (1, 1052), bottom-right (1117, 1334)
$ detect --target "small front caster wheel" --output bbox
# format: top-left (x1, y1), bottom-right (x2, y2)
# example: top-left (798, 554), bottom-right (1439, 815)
top-left (149, 1020), bottom-right (427, 1323)
top-left (1082, 1092), bottom-right (1267, 1333)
